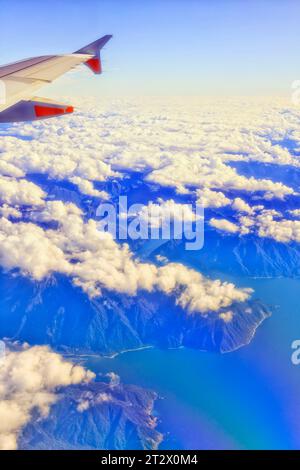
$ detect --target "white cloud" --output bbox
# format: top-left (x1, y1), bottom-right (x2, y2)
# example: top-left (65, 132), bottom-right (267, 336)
top-left (219, 311), bottom-right (234, 323)
top-left (232, 198), bottom-right (254, 214)
top-left (0, 177), bottom-right (45, 206)
top-left (157, 264), bottom-right (252, 313)
top-left (0, 127), bottom-right (118, 200)
top-left (0, 204), bottom-right (22, 219)
top-left (69, 176), bottom-right (109, 199)
top-left (131, 198), bottom-right (202, 229)
top-left (196, 188), bottom-right (231, 209)
top-left (0, 217), bottom-right (71, 280)
top-left (209, 207), bottom-right (300, 244)
top-left (0, 161), bottom-right (24, 178)
top-left (145, 157), bottom-right (293, 200)
top-left (256, 214), bottom-right (300, 243)
top-left (209, 218), bottom-right (240, 234)
top-left (0, 344), bottom-right (94, 450)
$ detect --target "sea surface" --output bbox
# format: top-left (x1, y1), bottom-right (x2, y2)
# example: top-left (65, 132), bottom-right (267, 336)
top-left (85, 277), bottom-right (300, 450)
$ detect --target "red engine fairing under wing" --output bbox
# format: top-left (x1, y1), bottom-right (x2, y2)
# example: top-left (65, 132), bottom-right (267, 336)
top-left (0, 98), bottom-right (73, 123)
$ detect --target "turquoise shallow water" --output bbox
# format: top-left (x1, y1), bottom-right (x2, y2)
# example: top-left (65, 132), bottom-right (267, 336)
top-left (85, 278), bottom-right (300, 450)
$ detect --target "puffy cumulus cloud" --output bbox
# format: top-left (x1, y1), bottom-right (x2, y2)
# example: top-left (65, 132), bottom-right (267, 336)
top-left (156, 263), bottom-right (252, 313)
top-left (0, 161), bottom-right (24, 178)
top-left (209, 206), bottom-right (300, 243)
top-left (196, 188), bottom-right (231, 209)
top-left (219, 311), bottom-right (234, 323)
top-left (0, 204), bottom-right (22, 219)
top-left (231, 198), bottom-right (254, 214)
top-left (209, 218), bottom-right (240, 234)
top-left (130, 198), bottom-right (202, 229)
top-left (0, 177), bottom-right (45, 206)
top-left (30, 199), bottom-right (82, 223)
top-left (0, 200), bottom-right (251, 314)
top-left (69, 177), bottom-right (109, 199)
top-left (256, 214), bottom-right (300, 243)
top-left (209, 213), bottom-right (256, 237)
top-left (0, 344), bottom-right (94, 450)
top-left (145, 154), bottom-right (294, 200)
top-left (70, 232), bottom-right (250, 314)
top-left (0, 128), bottom-right (118, 200)
top-left (0, 217), bottom-right (71, 280)
top-left (220, 131), bottom-right (300, 168)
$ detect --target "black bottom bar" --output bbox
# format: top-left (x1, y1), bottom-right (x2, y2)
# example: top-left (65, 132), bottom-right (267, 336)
top-left (0, 450), bottom-right (300, 465)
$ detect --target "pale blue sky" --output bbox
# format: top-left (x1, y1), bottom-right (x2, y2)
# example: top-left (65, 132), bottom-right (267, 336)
top-left (0, 0), bottom-right (300, 96)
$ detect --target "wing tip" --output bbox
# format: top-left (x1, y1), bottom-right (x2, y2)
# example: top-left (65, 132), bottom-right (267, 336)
top-left (75, 35), bottom-right (113, 55)
top-left (75, 35), bottom-right (113, 75)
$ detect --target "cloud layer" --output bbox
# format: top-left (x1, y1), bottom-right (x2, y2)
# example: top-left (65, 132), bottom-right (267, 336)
top-left (0, 200), bottom-right (251, 313)
top-left (0, 97), bottom-right (299, 316)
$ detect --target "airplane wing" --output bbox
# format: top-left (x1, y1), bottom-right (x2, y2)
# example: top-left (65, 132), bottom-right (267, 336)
top-left (0, 35), bottom-right (112, 123)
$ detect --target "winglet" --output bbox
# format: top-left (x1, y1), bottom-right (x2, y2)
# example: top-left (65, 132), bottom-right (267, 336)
top-left (74, 35), bottom-right (112, 74)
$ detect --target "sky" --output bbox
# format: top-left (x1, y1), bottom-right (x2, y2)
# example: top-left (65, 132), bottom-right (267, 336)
top-left (0, 0), bottom-right (300, 96)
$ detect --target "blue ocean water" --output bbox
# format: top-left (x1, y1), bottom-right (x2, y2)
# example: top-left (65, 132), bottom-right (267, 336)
top-left (85, 277), bottom-right (300, 450)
